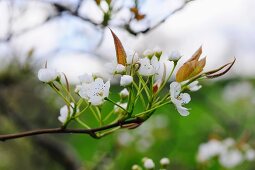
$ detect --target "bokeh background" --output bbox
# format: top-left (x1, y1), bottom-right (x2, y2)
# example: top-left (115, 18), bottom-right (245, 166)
top-left (0, 0), bottom-right (255, 169)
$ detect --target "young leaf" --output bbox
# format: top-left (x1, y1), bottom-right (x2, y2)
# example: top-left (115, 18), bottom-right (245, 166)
top-left (186, 46), bottom-right (202, 63)
top-left (110, 29), bottom-right (127, 65)
top-left (205, 58), bottom-right (236, 79)
top-left (176, 57), bottom-right (206, 82)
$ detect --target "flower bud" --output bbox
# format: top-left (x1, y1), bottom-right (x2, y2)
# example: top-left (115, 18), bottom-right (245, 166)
top-left (143, 158), bottom-right (155, 170)
top-left (168, 50), bottom-right (181, 62)
top-left (132, 164), bottom-right (142, 170)
top-left (115, 64), bottom-right (126, 73)
top-left (143, 49), bottom-right (154, 59)
top-left (38, 68), bottom-right (60, 83)
top-left (153, 47), bottom-right (162, 58)
top-left (119, 88), bottom-right (129, 99)
top-left (120, 75), bottom-right (133, 86)
top-left (160, 157), bottom-right (170, 168)
top-left (187, 81), bottom-right (202, 91)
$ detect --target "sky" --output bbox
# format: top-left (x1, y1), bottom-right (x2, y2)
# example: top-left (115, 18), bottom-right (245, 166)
top-left (0, 0), bottom-right (254, 83)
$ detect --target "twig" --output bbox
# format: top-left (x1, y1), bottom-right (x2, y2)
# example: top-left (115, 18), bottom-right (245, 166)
top-left (0, 117), bottom-right (144, 141)
top-left (125, 0), bottom-right (196, 36)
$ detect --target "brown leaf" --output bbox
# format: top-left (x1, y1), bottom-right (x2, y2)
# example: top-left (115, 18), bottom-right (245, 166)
top-left (110, 29), bottom-right (127, 65)
top-left (186, 46), bottom-right (202, 63)
top-left (205, 58), bottom-right (236, 79)
top-left (176, 57), bottom-right (206, 82)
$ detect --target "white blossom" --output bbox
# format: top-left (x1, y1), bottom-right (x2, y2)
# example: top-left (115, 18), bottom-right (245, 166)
top-left (168, 51), bottom-right (181, 61)
top-left (138, 56), bottom-right (160, 76)
top-left (119, 88), bottom-right (129, 98)
top-left (170, 82), bottom-right (191, 116)
top-left (160, 157), bottom-right (170, 166)
top-left (58, 103), bottom-right (75, 124)
top-left (188, 81), bottom-right (202, 91)
top-left (197, 139), bottom-right (224, 162)
top-left (38, 68), bottom-right (60, 83)
top-left (120, 75), bottom-right (133, 86)
top-left (143, 158), bottom-right (155, 169)
top-left (219, 149), bottom-right (243, 168)
top-left (79, 78), bottom-right (110, 106)
top-left (245, 148), bottom-right (255, 161)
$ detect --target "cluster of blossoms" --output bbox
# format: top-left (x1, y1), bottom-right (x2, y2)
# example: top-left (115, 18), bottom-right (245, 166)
top-left (197, 138), bottom-right (255, 168)
top-left (132, 157), bottom-right (170, 170)
top-left (37, 30), bottom-right (235, 138)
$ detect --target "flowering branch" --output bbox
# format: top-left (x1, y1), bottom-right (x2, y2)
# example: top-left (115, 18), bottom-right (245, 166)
top-left (0, 30), bottom-right (235, 141)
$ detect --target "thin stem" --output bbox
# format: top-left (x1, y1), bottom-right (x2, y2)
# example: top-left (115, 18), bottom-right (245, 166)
top-left (75, 103), bottom-right (90, 118)
top-left (132, 81), bottom-right (146, 108)
top-left (135, 101), bottom-right (171, 117)
top-left (155, 62), bottom-right (177, 96)
top-left (103, 110), bottom-right (115, 122)
top-left (59, 82), bottom-right (75, 103)
top-left (95, 107), bottom-right (102, 126)
top-left (75, 118), bottom-right (90, 129)
top-left (89, 106), bottom-right (100, 123)
top-left (137, 75), bottom-right (151, 99)
top-left (105, 98), bottom-right (129, 113)
top-left (49, 83), bottom-right (70, 105)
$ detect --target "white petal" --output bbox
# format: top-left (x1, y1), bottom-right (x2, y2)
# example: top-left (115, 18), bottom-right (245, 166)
top-left (116, 64), bottom-right (126, 73)
top-left (188, 81), bottom-right (202, 91)
top-left (179, 93), bottom-right (191, 104)
top-left (120, 75), bottom-right (133, 86)
top-left (169, 51), bottom-right (181, 61)
top-left (176, 105), bottom-right (190, 116)
top-left (170, 82), bottom-right (181, 97)
top-left (103, 81), bottom-right (110, 97)
top-left (38, 68), bottom-right (59, 83)
top-left (119, 88), bottom-right (129, 97)
top-left (151, 56), bottom-right (160, 70)
top-left (90, 96), bottom-right (104, 106)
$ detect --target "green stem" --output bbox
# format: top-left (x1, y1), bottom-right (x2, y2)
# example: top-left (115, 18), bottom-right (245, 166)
top-left (95, 107), bottom-right (102, 126)
top-left (98, 127), bottom-right (120, 137)
top-left (49, 83), bottom-right (70, 106)
top-left (155, 62), bottom-right (177, 96)
top-left (75, 103), bottom-right (90, 118)
top-left (105, 98), bottom-right (129, 113)
top-left (89, 106), bottom-right (100, 123)
top-left (59, 82), bottom-right (75, 103)
top-left (133, 81), bottom-right (146, 108)
top-left (137, 74), bottom-right (151, 99)
top-left (75, 118), bottom-right (90, 129)
top-left (135, 101), bottom-right (171, 117)
top-left (103, 110), bottom-right (115, 122)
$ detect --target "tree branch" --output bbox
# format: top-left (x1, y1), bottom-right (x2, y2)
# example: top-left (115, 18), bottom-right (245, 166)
top-left (0, 117), bottom-right (144, 141)
top-left (124, 0), bottom-right (195, 36)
